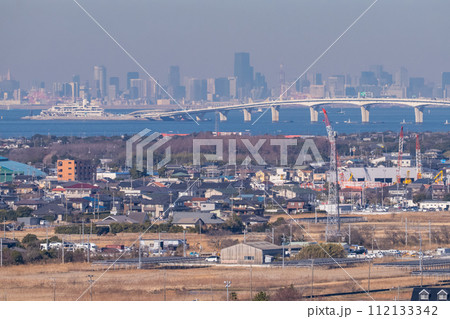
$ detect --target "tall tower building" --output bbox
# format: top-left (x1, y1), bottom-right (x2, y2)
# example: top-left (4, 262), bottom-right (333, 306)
top-left (130, 78), bottom-right (147, 99)
top-left (168, 66), bottom-right (180, 88)
top-left (127, 72), bottom-right (139, 89)
top-left (72, 74), bottom-right (80, 85)
top-left (442, 72), bottom-right (450, 98)
top-left (394, 67), bottom-right (408, 87)
top-left (93, 66), bottom-right (107, 98)
top-left (234, 52), bottom-right (253, 98)
top-left (108, 77), bottom-right (119, 99)
top-left (93, 66), bottom-right (106, 98)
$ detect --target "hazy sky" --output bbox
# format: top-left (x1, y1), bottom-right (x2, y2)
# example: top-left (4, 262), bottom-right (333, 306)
top-left (2, 0), bottom-right (450, 88)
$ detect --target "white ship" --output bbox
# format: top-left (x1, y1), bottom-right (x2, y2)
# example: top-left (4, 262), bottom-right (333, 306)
top-left (40, 100), bottom-right (105, 118)
top-left (22, 100), bottom-right (140, 120)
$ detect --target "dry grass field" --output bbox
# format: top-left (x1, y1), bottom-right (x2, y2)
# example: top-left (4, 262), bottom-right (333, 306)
top-left (0, 261), bottom-right (442, 301)
top-left (2, 210), bottom-right (450, 301)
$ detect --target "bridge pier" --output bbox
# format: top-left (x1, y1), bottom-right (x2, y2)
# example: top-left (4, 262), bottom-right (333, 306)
top-left (219, 111), bottom-right (228, 122)
top-left (271, 105), bottom-right (280, 122)
top-left (360, 105), bottom-right (371, 123)
top-left (243, 108), bottom-right (252, 122)
top-left (414, 106), bottom-right (424, 123)
top-left (309, 106), bottom-right (319, 122)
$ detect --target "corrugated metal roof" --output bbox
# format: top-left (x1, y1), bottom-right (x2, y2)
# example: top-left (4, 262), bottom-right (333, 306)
top-left (245, 241), bottom-right (282, 250)
top-left (0, 157), bottom-right (46, 177)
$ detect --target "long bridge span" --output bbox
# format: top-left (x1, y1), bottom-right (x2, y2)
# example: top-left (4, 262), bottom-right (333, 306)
top-left (130, 98), bottom-right (450, 123)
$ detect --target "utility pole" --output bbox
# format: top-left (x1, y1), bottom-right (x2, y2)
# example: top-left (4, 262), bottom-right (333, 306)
top-left (405, 218), bottom-right (408, 247)
top-left (61, 236), bottom-right (65, 264)
top-left (420, 228), bottom-right (423, 287)
top-left (348, 224), bottom-right (351, 245)
top-left (250, 265), bottom-right (253, 300)
top-left (88, 221), bottom-right (92, 263)
top-left (52, 278), bottom-right (56, 301)
top-left (368, 260), bottom-right (372, 293)
top-left (87, 234), bottom-right (90, 263)
top-left (429, 220), bottom-right (431, 248)
top-left (1, 237), bottom-right (3, 267)
top-left (87, 275), bottom-right (94, 301)
top-left (289, 224), bottom-right (293, 255)
top-left (224, 281), bottom-right (231, 301)
top-left (138, 235), bottom-right (142, 269)
top-left (158, 232), bottom-right (161, 256)
top-left (282, 234), bottom-right (285, 268)
top-left (163, 269), bottom-right (167, 301)
top-left (311, 259), bottom-right (314, 299)
top-left (272, 228), bottom-right (274, 244)
top-left (371, 226), bottom-right (375, 253)
top-left (183, 230), bottom-right (186, 258)
top-left (82, 219), bottom-right (85, 245)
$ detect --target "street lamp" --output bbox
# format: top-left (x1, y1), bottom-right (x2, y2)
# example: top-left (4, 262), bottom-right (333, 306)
top-left (224, 281), bottom-right (231, 301)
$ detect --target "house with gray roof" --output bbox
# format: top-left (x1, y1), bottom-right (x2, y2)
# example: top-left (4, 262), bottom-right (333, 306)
top-left (172, 212), bottom-right (224, 229)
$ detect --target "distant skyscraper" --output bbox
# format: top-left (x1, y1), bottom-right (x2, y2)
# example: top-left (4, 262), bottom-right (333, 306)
top-left (360, 71), bottom-right (378, 86)
top-left (127, 72), bottom-right (139, 89)
top-left (408, 77), bottom-right (431, 98)
top-left (215, 77), bottom-right (230, 99)
top-left (394, 67), bottom-right (408, 87)
top-left (228, 77), bottom-right (237, 99)
top-left (314, 73), bottom-right (323, 85)
top-left (254, 72), bottom-right (268, 99)
top-left (168, 66), bottom-right (184, 100)
top-left (327, 75), bottom-right (345, 97)
top-left (109, 77), bottom-right (119, 91)
top-left (206, 78), bottom-right (215, 101)
top-left (72, 74), bottom-right (80, 85)
top-left (130, 78), bottom-right (147, 99)
top-left (69, 82), bottom-right (79, 101)
top-left (234, 52), bottom-right (253, 98)
top-left (93, 66), bottom-right (107, 98)
top-left (442, 72), bottom-right (450, 97)
top-left (109, 77), bottom-right (119, 99)
top-left (168, 66), bottom-right (180, 88)
top-left (186, 78), bottom-right (207, 101)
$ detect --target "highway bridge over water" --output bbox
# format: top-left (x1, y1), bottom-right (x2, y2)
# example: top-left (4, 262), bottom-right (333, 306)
top-left (130, 98), bottom-right (450, 123)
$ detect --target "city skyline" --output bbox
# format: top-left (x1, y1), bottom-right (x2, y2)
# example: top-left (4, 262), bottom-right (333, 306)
top-left (2, 0), bottom-right (450, 88)
top-left (4, 54), bottom-right (450, 104)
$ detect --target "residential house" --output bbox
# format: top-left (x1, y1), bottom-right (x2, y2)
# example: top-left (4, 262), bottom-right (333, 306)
top-left (231, 199), bottom-right (264, 215)
top-left (172, 212), bottom-right (224, 229)
top-left (411, 287), bottom-right (450, 301)
top-left (32, 203), bottom-right (68, 221)
top-left (286, 198), bottom-right (310, 213)
top-left (64, 183), bottom-right (98, 199)
top-left (13, 199), bottom-right (46, 210)
top-left (96, 214), bottom-right (142, 226)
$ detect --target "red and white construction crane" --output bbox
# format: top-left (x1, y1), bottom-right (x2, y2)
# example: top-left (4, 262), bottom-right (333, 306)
top-left (322, 108), bottom-right (340, 239)
top-left (396, 126), bottom-right (404, 184)
top-left (416, 134), bottom-right (422, 180)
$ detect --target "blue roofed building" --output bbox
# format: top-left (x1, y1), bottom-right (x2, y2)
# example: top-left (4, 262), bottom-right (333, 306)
top-left (0, 156), bottom-right (46, 182)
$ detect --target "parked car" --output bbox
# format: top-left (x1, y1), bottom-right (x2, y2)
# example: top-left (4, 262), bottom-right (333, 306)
top-left (205, 256), bottom-right (220, 262)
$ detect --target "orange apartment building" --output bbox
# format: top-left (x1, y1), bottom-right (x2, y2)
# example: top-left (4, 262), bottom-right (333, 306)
top-left (57, 159), bottom-right (95, 182)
